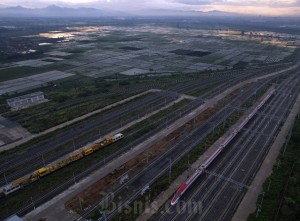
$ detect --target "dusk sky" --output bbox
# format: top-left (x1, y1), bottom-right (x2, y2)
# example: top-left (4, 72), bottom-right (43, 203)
top-left (1, 0), bottom-right (300, 16)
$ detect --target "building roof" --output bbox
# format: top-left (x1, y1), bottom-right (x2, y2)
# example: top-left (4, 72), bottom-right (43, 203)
top-left (4, 215), bottom-right (24, 221)
top-left (7, 91), bottom-right (44, 103)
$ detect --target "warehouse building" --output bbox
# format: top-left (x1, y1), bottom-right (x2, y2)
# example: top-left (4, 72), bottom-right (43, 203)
top-left (7, 91), bottom-right (46, 110)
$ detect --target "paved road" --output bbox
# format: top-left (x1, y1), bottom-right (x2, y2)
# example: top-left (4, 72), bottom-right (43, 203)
top-left (0, 63), bottom-right (293, 220)
top-left (0, 63), bottom-right (289, 184)
top-left (0, 70), bottom-right (245, 181)
top-left (151, 74), bottom-right (300, 221)
top-left (80, 77), bottom-right (274, 220)
top-left (0, 92), bottom-right (179, 184)
top-left (20, 63), bottom-right (295, 221)
top-left (232, 77), bottom-right (300, 221)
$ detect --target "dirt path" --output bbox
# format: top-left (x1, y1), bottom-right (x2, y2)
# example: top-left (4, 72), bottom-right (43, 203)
top-left (134, 87), bottom-right (275, 221)
top-left (231, 89), bottom-right (300, 221)
top-left (0, 89), bottom-right (161, 153)
top-left (23, 65), bottom-right (297, 221)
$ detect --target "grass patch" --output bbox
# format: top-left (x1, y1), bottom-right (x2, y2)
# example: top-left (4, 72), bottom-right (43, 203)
top-left (109, 111), bottom-right (243, 221)
top-left (0, 66), bottom-right (44, 82)
top-left (0, 99), bottom-right (191, 219)
top-left (186, 82), bottom-right (222, 97)
top-left (2, 73), bottom-right (204, 133)
top-left (248, 117), bottom-right (300, 221)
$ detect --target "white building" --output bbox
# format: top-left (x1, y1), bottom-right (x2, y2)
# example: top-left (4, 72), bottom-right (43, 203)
top-left (7, 91), bottom-right (45, 109)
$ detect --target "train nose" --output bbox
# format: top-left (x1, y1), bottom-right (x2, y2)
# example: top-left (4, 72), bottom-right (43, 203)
top-left (170, 198), bottom-right (178, 206)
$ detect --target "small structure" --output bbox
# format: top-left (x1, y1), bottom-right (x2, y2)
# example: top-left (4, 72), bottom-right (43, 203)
top-left (4, 214), bottom-right (24, 221)
top-left (7, 91), bottom-right (46, 110)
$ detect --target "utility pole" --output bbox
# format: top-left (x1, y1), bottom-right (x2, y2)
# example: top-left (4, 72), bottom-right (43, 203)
top-left (3, 173), bottom-right (8, 185)
top-left (147, 188), bottom-right (151, 203)
top-left (146, 151), bottom-right (149, 164)
top-left (42, 154), bottom-right (46, 167)
top-left (167, 158), bottom-right (172, 184)
top-left (283, 123), bottom-right (293, 154)
top-left (267, 179), bottom-right (272, 191)
top-left (73, 172), bottom-right (76, 184)
top-left (31, 196), bottom-right (36, 210)
top-left (78, 197), bottom-right (83, 211)
top-left (260, 192), bottom-right (265, 208)
top-left (73, 138), bottom-right (76, 151)
top-left (256, 192), bottom-right (265, 217)
top-left (100, 211), bottom-right (107, 221)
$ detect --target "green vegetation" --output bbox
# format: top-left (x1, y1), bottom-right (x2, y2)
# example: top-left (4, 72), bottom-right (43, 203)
top-left (2, 76), bottom-right (137, 133)
top-left (110, 86), bottom-right (274, 221)
top-left (0, 92), bottom-right (155, 160)
top-left (233, 61), bottom-right (249, 69)
top-left (0, 66), bottom-right (45, 82)
top-left (0, 99), bottom-right (191, 220)
top-left (2, 94), bottom-right (167, 177)
top-left (186, 82), bottom-right (222, 97)
top-left (281, 48), bottom-right (300, 64)
top-left (110, 111), bottom-right (244, 221)
top-left (242, 84), bottom-right (272, 108)
top-left (124, 99), bottom-right (191, 136)
top-left (0, 62), bottom-right (74, 82)
top-left (0, 103), bottom-right (10, 114)
top-left (248, 116), bottom-right (300, 221)
top-left (1, 72), bottom-right (204, 133)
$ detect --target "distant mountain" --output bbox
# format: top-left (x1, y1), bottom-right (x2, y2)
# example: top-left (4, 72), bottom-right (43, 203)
top-left (0, 5), bottom-right (240, 17)
top-left (0, 5), bottom-right (124, 17)
top-left (201, 10), bottom-right (240, 17)
top-left (113, 8), bottom-right (240, 17)
top-left (0, 4), bottom-right (9, 8)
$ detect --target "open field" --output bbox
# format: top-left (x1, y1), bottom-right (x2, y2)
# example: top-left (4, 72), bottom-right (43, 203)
top-left (248, 117), bottom-right (300, 221)
top-left (0, 21), bottom-right (296, 82)
top-left (0, 17), bottom-right (299, 221)
top-left (0, 70), bottom-right (74, 95)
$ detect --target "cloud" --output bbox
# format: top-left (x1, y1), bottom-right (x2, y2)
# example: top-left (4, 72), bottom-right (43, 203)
top-left (205, 4), bottom-right (300, 15)
top-left (171, 0), bottom-right (300, 7)
top-left (1, 0), bottom-right (300, 16)
top-left (171, 0), bottom-right (216, 5)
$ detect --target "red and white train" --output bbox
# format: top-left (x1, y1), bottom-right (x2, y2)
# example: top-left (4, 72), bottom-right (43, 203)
top-left (171, 89), bottom-right (274, 205)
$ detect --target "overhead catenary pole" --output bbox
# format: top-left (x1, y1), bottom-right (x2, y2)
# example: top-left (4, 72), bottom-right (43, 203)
top-left (167, 158), bottom-right (172, 184)
top-left (42, 154), bottom-right (46, 167)
top-left (31, 196), bottom-right (36, 210)
top-left (3, 173), bottom-right (8, 185)
top-left (73, 138), bottom-right (76, 151)
top-left (100, 211), bottom-right (107, 221)
top-left (73, 172), bottom-right (76, 184)
top-left (146, 151), bottom-right (149, 164)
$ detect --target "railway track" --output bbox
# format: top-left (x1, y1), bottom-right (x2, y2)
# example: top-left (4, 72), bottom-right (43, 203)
top-left (0, 65), bottom-right (276, 185)
top-left (152, 73), bottom-right (300, 221)
top-left (0, 92), bottom-right (179, 184)
top-left (0, 64), bottom-right (293, 219)
top-left (79, 77), bottom-right (275, 220)
top-left (0, 64), bottom-right (284, 170)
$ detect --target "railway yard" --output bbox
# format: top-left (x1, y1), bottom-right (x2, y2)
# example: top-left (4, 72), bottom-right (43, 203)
top-left (0, 62), bottom-right (297, 221)
top-left (151, 73), bottom-right (300, 221)
top-left (0, 19), bottom-right (299, 221)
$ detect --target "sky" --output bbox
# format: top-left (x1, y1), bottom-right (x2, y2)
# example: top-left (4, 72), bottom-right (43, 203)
top-left (1, 0), bottom-right (300, 16)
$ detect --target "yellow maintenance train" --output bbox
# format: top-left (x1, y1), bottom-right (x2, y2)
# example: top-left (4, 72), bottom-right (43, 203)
top-left (0, 133), bottom-right (124, 197)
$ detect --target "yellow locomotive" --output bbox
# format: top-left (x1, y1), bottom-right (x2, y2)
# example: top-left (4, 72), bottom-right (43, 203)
top-left (0, 133), bottom-right (124, 196)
